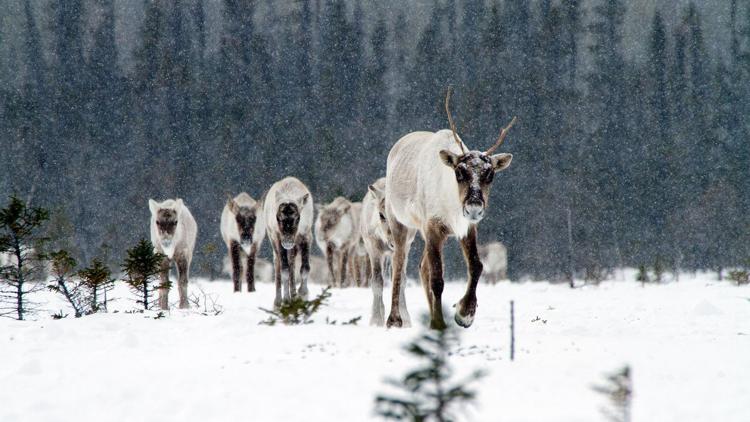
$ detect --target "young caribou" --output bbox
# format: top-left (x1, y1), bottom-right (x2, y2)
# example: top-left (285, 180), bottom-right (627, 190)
top-left (149, 198), bottom-right (198, 309)
top-left (348, 202), bottom-right (370, 287)
top-left (384, 89), bottom-right (516, 329)
top-left (263, 177), bottom-right (313, 307)
top-left (314, 197), bottom-right (358, 288)
top-left (220, 192), bottom-right (266, 292)
top-left (479, 241), bottom-right (508, 284)
top-left (360, 178), bottom-right (396, 326)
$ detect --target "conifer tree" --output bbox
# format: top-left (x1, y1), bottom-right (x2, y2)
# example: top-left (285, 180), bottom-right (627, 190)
top-left (0, 195), bottom-right (49, 320)
top-left (47, 249), bottom-right (85, 317)
top-left (78, 258), bottom-right (115, 312)
top-left (123, 239), bottom-right (165, 311)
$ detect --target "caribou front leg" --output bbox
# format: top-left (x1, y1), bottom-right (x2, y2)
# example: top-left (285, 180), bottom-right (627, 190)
top-left (246, 244), bottom-right (257, 292)
top-left (456, 225), bottom-right (482, 328)
top-left (297, 235), bottom-right (310, 299)
top-left (176, 254), bottom-right (190, 309)
top-left (369, 250), bottom-right (385, 326)
top-left (326, 243), bottom-right (336, 287)
top-left (287, 244), bottom-right (298, 300)
top-left (158, 256), bottom-right (171, 310)
top-left (279, 239), bottom-right (292, 303)
top-left (230, 241), bottom-right (242, 292)
top-left (272, 240), bottom-right (283, 308)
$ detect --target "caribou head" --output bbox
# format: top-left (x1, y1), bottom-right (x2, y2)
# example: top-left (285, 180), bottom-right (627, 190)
top-left (438, 88), bottom-right (516, 223)
top-left (149, 198), bottom-right (185, 259)
top-left (316, 197), bottom-right (354, 246)
top-left (226, 194), bottom-right (259, 255)
top-left (367, 182), bottom-right (394, 250)
top-left (276, 191), bottom-right (310, 250)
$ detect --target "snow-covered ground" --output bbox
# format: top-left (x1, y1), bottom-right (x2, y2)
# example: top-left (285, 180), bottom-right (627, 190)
top-left (1, 273), bottom-right (748, 422)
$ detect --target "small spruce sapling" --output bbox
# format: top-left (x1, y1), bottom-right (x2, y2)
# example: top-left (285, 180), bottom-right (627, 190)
top-left (592, 365), bottom-right (632, 422)
top-left (375, 315), bottom-right (486, 421)
top-left (123, 239), bottom-right (166, 311)
top-left (78, 258), bottom-right (115, 312)
top-left (47, 250), bottom-right (86, 317)
top-left (259, 287), bottom-right (331, 325)
top-left (0, 195), bottom-right (50, 320)
top-left (635, 265), bottom-right (649, 285)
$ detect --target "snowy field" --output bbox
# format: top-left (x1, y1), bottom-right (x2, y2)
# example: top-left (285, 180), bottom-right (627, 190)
top-left (1, 273), bottom-right (748, 422)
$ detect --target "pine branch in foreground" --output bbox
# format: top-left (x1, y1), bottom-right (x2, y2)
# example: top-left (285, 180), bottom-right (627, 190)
top-left (375, 315), bottom-right (486, 421)
top-left (259, 287), bottom-right (331, 325)
top-left (592, 365), bottom-right (632, 422)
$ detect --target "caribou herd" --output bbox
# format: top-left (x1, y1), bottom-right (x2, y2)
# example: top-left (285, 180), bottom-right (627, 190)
top-left (148, 90), bottom-right (513, 329)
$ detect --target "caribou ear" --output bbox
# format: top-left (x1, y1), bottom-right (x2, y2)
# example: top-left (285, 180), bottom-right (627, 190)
top-left (439, 149), bottom-right (460, 168)
top-left (175, 198), bottom-right (184, 211)
top-left (227, 198), bottom-right (239, 214)
top-left (300, 193), bottom-right (310, 207)
top-left (490, 153), bottom-right (513, 172)
top-left (368, 183), bottom-right (384, 199)
top-left (148, 199), bottom-right (158, 215)
top-left (341, 203), bottom-right (351, 213)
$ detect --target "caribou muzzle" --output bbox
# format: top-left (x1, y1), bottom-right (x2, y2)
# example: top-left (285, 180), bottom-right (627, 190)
top-left (281, 236), bottom-right (295, 250)
top-left (240, 238), bottom-right (253, 254)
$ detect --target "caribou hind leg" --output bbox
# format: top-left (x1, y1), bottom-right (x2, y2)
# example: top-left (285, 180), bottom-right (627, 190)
top-left (246, 244), bottom-right (257, 292)
top-left (158, 257), bottom-right (171, 310)
top-left (456, 225), bottom-right (483, 328)
top-left (176, 254), bottom-right (190, 309)
top-left (424, 220), bottom-right (449, 330)
top-left (386, 221), bottom-right (415, 328)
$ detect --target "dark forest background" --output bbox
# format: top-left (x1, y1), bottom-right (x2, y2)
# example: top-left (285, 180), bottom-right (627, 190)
top-left (1, 0), bottom-right (749, 281)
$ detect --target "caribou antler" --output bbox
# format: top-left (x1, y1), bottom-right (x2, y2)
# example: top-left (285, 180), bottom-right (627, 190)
top-left (444, 87), bottom-right (466, 154)
top-left (485, 116), bottom-right (517, 154)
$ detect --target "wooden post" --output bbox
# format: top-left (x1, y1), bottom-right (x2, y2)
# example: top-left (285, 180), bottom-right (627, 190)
top-left (566, 207), bottom-right (574, 288)
top-left (510, 300), bottom-right (515, 361)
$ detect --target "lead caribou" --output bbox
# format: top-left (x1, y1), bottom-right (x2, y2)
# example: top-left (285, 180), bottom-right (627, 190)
top-left (385, 89), bottom-right (516, 329)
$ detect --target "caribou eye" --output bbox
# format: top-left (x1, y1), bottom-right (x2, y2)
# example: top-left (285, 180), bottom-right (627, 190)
top-left (455, 169), bottom-right (466, 182)
top-left (481, 170), bottom-right (494, 183)
top-left (379, 212), bottom-right (386, 221)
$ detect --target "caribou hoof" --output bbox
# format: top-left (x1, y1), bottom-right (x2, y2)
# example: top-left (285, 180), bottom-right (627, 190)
top-left (386, 314), bottom-right (403, 328)
top-left (370, 315), bottom-right (385, 327)
top-left (454, 311), bottom-right (474, 328)
top-left (297, 285), bottom-right (309, 299)
top-left (273, 296), bottom-right (282, 309)
top-left (454, 298), bottom-right (476, 328)
top-left (247, 284), bottom-right (256, 293)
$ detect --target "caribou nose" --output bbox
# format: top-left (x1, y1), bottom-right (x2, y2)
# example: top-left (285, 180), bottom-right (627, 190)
top-left (464, 203), bottom-right (485, 221)
top-left (241, 242), bottom-right (252, 254)
top-left (281, 239), bottom-right (295, 250)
